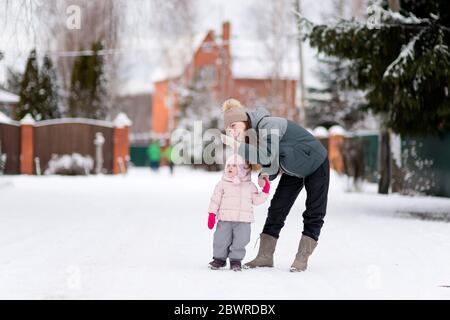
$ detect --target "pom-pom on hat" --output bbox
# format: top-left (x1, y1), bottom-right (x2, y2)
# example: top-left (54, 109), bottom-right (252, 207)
top-left (223, 98), bottom-right (248, 129)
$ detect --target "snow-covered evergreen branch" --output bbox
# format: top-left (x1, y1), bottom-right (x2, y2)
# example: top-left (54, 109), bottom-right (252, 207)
top-left (295, 2), bottom-right (440, 41)
top-left (383, 29), bottom-right (425, 79)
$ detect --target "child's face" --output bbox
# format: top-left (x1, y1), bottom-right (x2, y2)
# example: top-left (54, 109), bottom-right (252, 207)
top-left (226, 163), bottom-right (238, 177)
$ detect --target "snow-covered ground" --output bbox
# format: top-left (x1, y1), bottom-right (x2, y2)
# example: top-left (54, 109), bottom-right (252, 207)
top-left (1, 168), bottom-right (449, 300)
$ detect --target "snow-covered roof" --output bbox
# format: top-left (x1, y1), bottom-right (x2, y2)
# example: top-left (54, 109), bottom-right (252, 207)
top-left (151, 34), bottom-right (309, 83)
top-left (149, 29), bottom-right (324, 89)
top-left (151, 32), bottom-right (209, 82)
top-left (0, 89), bottom-right (19, 104)
top-left (231, 39), bottom-right (299, 80)
top-left (0, 111), bottom-right (15, 124)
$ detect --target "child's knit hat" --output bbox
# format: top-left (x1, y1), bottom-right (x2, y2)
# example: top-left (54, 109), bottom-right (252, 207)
top-left (223, 154), bottom-right (251, 184)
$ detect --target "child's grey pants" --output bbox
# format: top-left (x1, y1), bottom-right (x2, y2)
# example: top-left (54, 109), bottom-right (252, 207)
top-left (213, 221), bottom-right (251, 261)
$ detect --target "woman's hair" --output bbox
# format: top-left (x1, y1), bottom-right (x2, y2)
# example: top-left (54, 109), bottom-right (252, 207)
top-left (248, 162), bottom-right (262, 172)
top-left (244, 119), bottom-right (251, 131)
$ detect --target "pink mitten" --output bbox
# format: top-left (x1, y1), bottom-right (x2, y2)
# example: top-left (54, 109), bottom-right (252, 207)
top-left (207, 213), bottom-right (216, 229)
top-left (262, 177), bottom-right (270, 194)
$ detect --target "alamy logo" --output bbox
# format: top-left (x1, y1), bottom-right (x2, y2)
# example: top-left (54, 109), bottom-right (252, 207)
top-left (66, 5), bottom-right (81, 30)
top-left (170, 121), bottom-right (281, 175)
top-left (367, 5), bottom-right (383, 30)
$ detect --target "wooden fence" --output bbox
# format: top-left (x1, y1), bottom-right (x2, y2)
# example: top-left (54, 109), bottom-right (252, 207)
top-left (34, 120), bottom-right (115, 174)
top-left (0, 122), bottom-right (20, 174)
top-left (0, 114), bottom-right (130, 175)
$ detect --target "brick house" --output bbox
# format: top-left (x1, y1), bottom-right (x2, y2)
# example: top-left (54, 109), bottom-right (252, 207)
top-left (0, 89), bottom-right (19, 118)
top-left (151, 22), bottom-right (297, 136)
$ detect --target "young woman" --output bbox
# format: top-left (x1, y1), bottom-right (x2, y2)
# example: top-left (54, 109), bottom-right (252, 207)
top-left (221, 99), bottom-right (330, 272)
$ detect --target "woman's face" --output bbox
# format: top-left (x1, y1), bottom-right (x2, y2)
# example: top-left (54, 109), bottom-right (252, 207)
top-left (226, 163), bottom-right (238, 177)
top-left (227, 121), bottom-right (247, 141)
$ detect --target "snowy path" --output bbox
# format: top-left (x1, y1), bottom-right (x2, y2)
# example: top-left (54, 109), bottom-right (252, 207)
top-left (1, 168), bottom-right (450, 299)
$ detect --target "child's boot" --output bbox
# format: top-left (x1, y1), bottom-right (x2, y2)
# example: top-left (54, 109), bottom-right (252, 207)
top-left (230, 260), bottom-right (242, 272)
top-left (209, 258), bottom-right (226, 270)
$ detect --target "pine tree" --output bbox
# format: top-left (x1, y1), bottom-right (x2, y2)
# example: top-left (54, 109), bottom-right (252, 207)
top-left (68, 41), bottom-right (107, 119)
top-left (68, 52), bottom-right (86, 117)
top-left (15, 49), bottom-right (41, 121)
top-left (38, 55), bottom-right (60, 119)
top-left (301, 0), bottom-right (450, 135)
top-left (307, 56), bottom-right (365, 129)
top-left (301, 0), bottom-right (450, 194)
top-left (88, 41), bottom-right (107, 119)
top-left (5, 68), bottom-right (23, 95)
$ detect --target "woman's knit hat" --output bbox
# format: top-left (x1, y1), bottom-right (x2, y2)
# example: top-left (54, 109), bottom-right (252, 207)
top-left (223, 99), bottom-right (248, 129)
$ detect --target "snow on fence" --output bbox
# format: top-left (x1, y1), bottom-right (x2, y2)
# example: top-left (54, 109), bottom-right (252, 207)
top-left (0, 112), bottom-right (131, 175)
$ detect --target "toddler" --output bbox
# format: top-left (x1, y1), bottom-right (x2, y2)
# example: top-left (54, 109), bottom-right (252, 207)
top-left (207, 154), bottom-right (270, 271)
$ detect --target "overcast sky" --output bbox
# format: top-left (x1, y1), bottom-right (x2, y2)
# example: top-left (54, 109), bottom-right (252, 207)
top-left (0, 0), bottom-right (333, 95)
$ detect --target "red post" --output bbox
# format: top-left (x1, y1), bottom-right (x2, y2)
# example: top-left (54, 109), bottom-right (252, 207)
top-left (328, 126), bottom-right (346, 174)
top-left (20, 114), bottom-right (35, 175)
top-left (113, 113), bottom-right (132, 174)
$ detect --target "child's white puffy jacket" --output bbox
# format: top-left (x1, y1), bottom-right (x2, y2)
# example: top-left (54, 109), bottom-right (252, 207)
top-left (208, 170), bottom-right (268, 223)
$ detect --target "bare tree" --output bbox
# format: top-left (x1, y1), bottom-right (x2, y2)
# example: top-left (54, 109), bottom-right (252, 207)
top-left (293, 0), bottom-right (306, 124)
top-left (1, 0), bottom-right (198, 119)
top-left (148, 0), bottom-right (198, 79)
top-left (250, 0), bottom-right (297, 119)
top-left (331, 0), bottom-right (368, 21)
top-left (146, 0), bottom-right (198, 132)
top-left (1, 0), bottom-right (125, 116)
top-left (40, 0), bottom-right (125, 116)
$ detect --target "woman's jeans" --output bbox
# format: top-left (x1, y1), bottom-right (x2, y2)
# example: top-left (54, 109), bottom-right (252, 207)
top-left (262, 158), bottom-right (330, 241)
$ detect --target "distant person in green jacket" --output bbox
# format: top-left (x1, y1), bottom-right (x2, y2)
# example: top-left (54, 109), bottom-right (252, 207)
top-left (147, 140), bottom-right (161, 172)
top-left (163, 144), bottom-right (175, 175)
